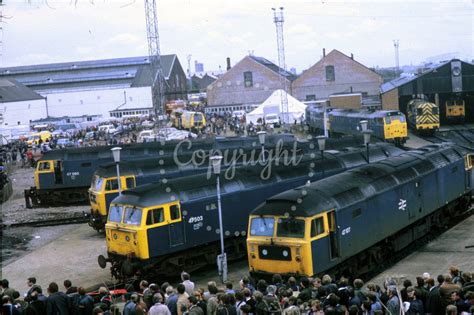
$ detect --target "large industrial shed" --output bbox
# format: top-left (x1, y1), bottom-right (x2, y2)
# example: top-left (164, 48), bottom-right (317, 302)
top-left (0, 55), bottom-right (187, 121)
top-left (381, 59), bottom-right (474, 124)
top-left (0, 79), bottom-right (46, 127)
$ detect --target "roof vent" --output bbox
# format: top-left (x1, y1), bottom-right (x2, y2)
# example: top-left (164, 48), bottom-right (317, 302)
top-left (47, 78), bottom-right (53, 82)
top-left (71, 64), bottom-right (77, 69)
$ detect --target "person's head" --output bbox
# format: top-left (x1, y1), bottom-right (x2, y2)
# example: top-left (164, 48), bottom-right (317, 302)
top-left (353, 279), bottom-right (364, 289)
top-left (98, 287), bottom-right (109, 295)
top-left (348, 305), bottom-right (359, 315)
top-left (63, 280), bottom-right (72, 289)
top-left (235, 291), bottom-right (244, 302)
top-left (267, 285), bottom-right (277, 296)
top-left (450, 291), bottom-right (461, 301)
top-left (256, 279), bottom-right (267, 293)
top-left (288, 277), bottom-right (297, 286)
top-left (446, 304), bottom-right (458, 315)
top-left (462, 271), bottom-right (472, 283)
top-left (93, 307), bottom-right (104, 315)
top-left (243, 288), bottom-right (251, 298)
top-left (407, 287), bottom-right (416, 300)
top-left (366, 282), bottom-right (376, 292)
top-left (311, 299), bottom-right (321, 311)
top-left (437, 274), bottom-right (445, 285)
top-left (367, 293), bottom-right (377, 303)
top-left (300, 277), bottom-right (310, 288)
top-left (130, 294), bottom-right (138, 303)
top-left (153, 293), bottom-right (164, 304)
top-left (194, 290), bottom-right (203, 301)
top-left (388, 287), bottom-right (397, 298)
top-left (1, 279), bottom-right (9, 289)
top-left (32, 286), bottom-right (43, 295)
top-left (48, 282), bottom-right (59, 294)
top-left (240, 304), bottom-right (252, 315)
top-left (27, 277), bottom-right (36, 287)
top-left (253, 291), bottom-right (263, 302)
top-left (422, 272), bottom-right (430, 281)
top-left (165, 286), bottom-right (175, 296)
top-left (272, 274), bottom-right (282, 284)
top-left (241, 277), bottom-right (250, 286)
top-left (338, 277), bottom-right (348, 287)
top-left (208, 281), bottom-right (218, 295)
top-left (12, 291), bottom-right (20, 300)
top-left (177, 284), bottom-right (186, 295)
top-left (416, 277), bottom-right (424, 288)
top-left (312, 277), bottom-right (322, 288)
top-left (403, 279), bottom-right (412, 288)
top-left (161, 282), bottom-right (170, 293)
top-left (181, 272), bottom-right (190, 281)
top-left (78, 287), bottom-right (86, 296)
top-left (322, 274), bottom-right (332, 285)
top-left (139, 280), bottom-right (149, 290)
top-left (225, 282), bottom-right (233, 290)
top-left (444, 274), bottom-right (453, 284)
top-left (187, 295), bottom-right (198, 306)
top-left (449, 266), bottom-right (459, 277)
top-left (2, 296), bottom-right (12, 305)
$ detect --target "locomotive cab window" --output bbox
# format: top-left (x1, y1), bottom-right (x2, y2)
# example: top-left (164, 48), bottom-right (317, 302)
top-left (169, 204), bottom-right (181, 222)
top-left (105, 179), bottom-right (119, 191)
top-left (465, 154), bottom-right (473, 170)
top-left (310, 217), bottom-right (325, 238)
top-left (38, 161), bottom-right (52, 171)
top-left (125, 177), bottom-right (136, 189)
top-left (124, 207), bottom-right (142, 225)
top-left (146, 207), bottom-right (165, 225)
top-left (432, 107), bottom-right (439, 114)
top-left (417, 108), bottom-right (423, 115)
top-left (384, 117), bottom-right (391, 124)
top-left (109, 205), bottom-right (123, 223)
top-left (250, 217), bottom-right (275, 236)
top-left (277, 218), bottom-right (305, 238)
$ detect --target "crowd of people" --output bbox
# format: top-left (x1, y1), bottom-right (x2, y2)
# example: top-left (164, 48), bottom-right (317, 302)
top-left (1, 266), bottom-right (473, 315)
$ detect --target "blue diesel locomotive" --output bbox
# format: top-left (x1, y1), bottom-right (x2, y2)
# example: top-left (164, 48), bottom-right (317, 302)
top-left (247, 144), bottom-right (473, 278)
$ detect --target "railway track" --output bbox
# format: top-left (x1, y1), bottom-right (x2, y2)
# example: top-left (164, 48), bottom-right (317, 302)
top-left (2, 214), bottom-right (89, 228)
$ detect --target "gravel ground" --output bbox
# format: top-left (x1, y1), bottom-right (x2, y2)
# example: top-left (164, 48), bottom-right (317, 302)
top-left (1, 165), bottom-right (89, 266)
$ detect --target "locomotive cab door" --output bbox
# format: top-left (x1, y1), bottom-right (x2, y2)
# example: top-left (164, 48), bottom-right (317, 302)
top-left (54, 161), bottom-right (63, 184)
top-left (465, 154), bottom-right (473, 191)
top-left (327, 210), bottom-right (340, 259)
top-left (168, 203), bottom-right (185, 247)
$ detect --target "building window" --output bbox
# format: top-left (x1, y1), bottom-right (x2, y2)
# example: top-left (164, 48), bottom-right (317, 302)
top-left (306, 95), bottom-right (316, 101)
top-left (129, 96), bottom-right (133, 102)
top-left (244, 71), bottom-right (253, 87)
top-left (325, 65), bottom-right (335, 81)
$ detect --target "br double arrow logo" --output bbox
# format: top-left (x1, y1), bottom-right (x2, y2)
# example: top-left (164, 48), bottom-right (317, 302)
top-left (398, 198), bottom-right (407, 211)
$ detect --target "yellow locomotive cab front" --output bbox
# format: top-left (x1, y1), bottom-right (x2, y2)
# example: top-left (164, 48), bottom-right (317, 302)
top-left (35, 160), bottom-right (55, 189)
top-left (247, 215), bottom-right (314, 277)
top-left (383, 115), bottom-right (408, 141)
top-left (105, 204), bottom-right (148, 259)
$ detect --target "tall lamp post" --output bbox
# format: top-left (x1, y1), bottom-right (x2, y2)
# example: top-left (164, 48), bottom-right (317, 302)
top-left (257, 131), bottom-right (266, 163)
top-left (111, 147), bottom-right (122, 194)
top-left (210, 155), bottom-right (227, 283)
top-left (316, 135), bottom-right (326, 178)
top-left (362, 130), bottom-right (372, 164)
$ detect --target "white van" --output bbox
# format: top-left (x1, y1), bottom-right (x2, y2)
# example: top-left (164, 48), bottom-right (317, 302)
top-left (138, 130), bottom-right (157, 143)
top-left (98, 124), bottom-right (117, 134)
top-left (265, 114), bottom-right (280, 127)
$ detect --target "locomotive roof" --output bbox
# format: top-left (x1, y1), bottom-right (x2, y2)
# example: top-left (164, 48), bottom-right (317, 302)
top-left (329, 109), bottom-right (404, 118)
top-left (39, 134), bottom-right (297, 161)
top-left (110, 143), bottom-right (404, 208)
top-left (252, 144), bottom-right (467, 217)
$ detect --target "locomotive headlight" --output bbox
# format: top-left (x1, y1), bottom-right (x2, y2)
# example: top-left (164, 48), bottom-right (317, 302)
top-left (282, 250), bottom-right (289, 257)
top-left (262, 249), bottom-right (268, 256)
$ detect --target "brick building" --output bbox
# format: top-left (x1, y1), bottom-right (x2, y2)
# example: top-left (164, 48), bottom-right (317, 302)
top-left (292, 49), bottom-right (383, 101)
top-left (206, 56), bottom-right (296, 114)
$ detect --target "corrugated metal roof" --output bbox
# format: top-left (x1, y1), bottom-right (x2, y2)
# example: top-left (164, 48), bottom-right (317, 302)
top-left (249, 56), bottom-right (297, 81)
top-left (0, 79), bottom-right (44, 103)
top-left (0, 55), bottom-right (177, 91)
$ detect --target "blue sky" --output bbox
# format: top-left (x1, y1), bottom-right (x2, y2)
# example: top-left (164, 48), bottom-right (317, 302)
top-left (1, 0), bottom-right (473, 73)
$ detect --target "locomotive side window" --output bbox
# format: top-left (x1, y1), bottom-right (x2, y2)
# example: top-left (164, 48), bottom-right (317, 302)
top-left (146, 208), bottom-right (164, 225)
top-left (170, 204), bottom-right (181, 221)
top-left (310, 217), bottom-right (324, 238)
top-left (105, 179), bottom-right (119, 191)
top-left (432, 107), bottom-right (439, 114)
top-left (126, 177), bottom-right (136, 189)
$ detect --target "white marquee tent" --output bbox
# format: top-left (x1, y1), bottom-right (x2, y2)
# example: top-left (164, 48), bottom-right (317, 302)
top-left (246, 89), bottom-right (307, 124)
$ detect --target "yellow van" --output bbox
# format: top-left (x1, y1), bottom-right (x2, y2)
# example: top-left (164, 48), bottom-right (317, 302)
top-left (27, 131), bottom-right (52, 147)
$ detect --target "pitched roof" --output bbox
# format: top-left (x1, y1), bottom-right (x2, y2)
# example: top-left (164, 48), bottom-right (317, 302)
top-left (0, 55), bottom-right (178, 91)
top-left (0, 79), bottom-right (44, 103)
top-left (249, 56), bottom-right (297, 81)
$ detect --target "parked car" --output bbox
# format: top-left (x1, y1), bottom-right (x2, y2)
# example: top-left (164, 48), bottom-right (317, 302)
top-left (98, 124), bottom-right (117, 134)
top-left (56, 138), bottom-right (74, 148)
top-left (138, 130), bottom-right (157, 143)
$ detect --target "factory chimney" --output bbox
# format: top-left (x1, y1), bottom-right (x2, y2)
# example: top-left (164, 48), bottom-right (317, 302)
top-left (323, 48), bottom-right (326, 57)
top-left (226, 57), bottom-right (231, 71)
